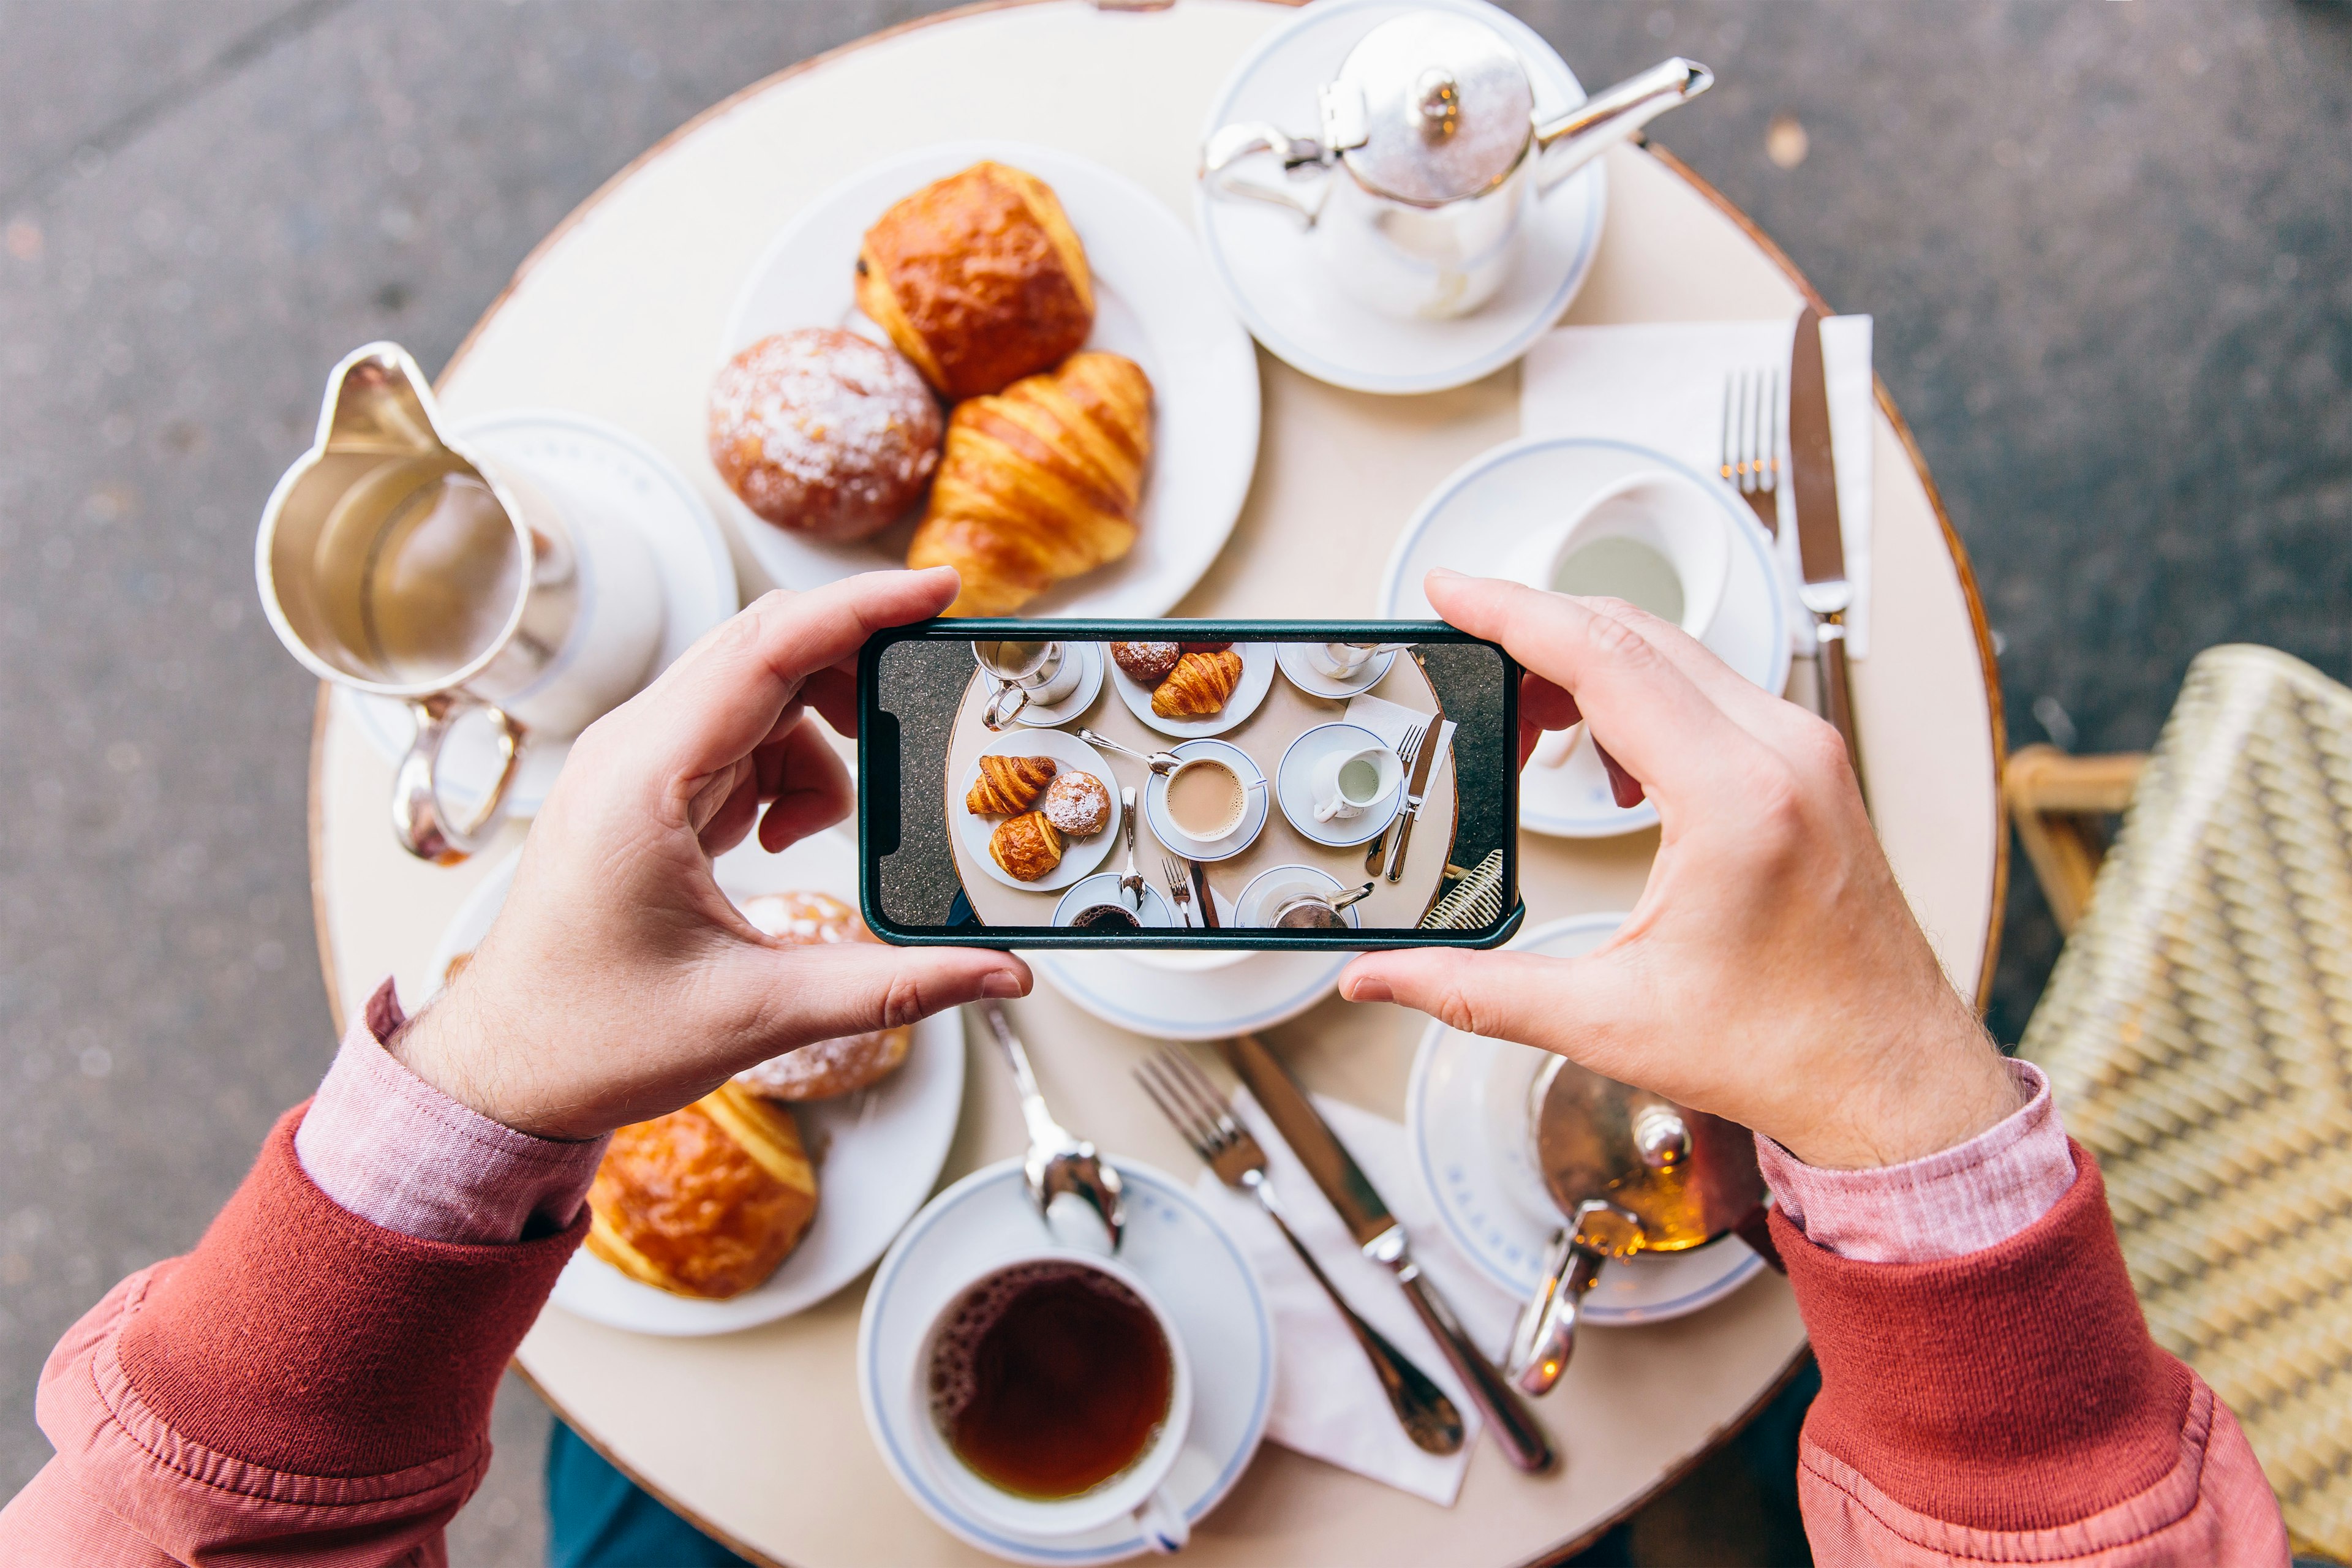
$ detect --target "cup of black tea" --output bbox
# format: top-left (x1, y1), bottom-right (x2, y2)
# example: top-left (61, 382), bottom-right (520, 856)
top-left (910, 1253), bottom-right (1194, 1551)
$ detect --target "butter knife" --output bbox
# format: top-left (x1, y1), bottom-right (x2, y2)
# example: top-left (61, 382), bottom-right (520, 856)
top-left (1789, 305), bottom-right (1866, 799)
top-left (1189, 859), bottom-right (1221, 929)
top-left (1381, 722), bottom-right (1442, 883)
top-left (1220, 1033), bottom-right (1556, 1474)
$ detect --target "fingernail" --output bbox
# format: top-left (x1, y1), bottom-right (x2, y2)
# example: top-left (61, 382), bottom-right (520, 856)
top-left (1345, 976), bottom-right (1393, 1004)
top-left (981, 969), bottom-right (1025, 998)
top-left (1427, 566), bottom-right (1464, 580)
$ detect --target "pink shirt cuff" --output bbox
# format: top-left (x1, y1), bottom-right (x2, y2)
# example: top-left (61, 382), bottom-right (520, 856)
top-left (292, 978), bottom-right (608, 1245)
top-left (1756, 1059), bottom-right (2074, 1263)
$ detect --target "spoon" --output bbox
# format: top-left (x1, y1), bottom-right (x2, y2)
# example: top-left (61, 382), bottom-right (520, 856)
top-left (978, 999), bottom-right (1125, 1253)
top-left (1118, 785), bottom-right (1145, 910)
top-left (1081, 728), bottom-right (1268, 793)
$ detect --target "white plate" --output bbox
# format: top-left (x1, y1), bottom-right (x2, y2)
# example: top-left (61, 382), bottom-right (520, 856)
top-left (1053, 872), bottom-right (1177, 930)
top-left (1406, 913), bottom-right (1765, 1325)
top-left (1194, 0), bottom-right (1604, 396)
top-left (1381, 436), bottom-right (1791, 837)
top-left (720, 141), bottom-right (1261, 617)
top-left (1275, 641), bottom-right (1396, 699)
top-left (859, 1159), bottom-right (1273, 1566)
top-left (955, 730), bottom-right (1122, 893)
top-left (1107, 642), bottom-right (1275, 739)
top-left (343, 409), bottom-right (740, 815)
top-left (1140, 739), bottom-right (1270, 864)
top-left (426, 829), bottom-right (966, 1336)
top-left (1030, 947), bottom-right (1351, 1042)
top-left (1005, 639), bottom-right (1106, 729)
top-left (1273, 722), bottom-right (1403, 848)
top-left (1233, 864), bottom-right (1363, 931)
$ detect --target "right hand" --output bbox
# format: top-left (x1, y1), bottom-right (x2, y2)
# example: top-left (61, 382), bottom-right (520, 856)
top-left (1341, 571), bottom-right (2018, 1171)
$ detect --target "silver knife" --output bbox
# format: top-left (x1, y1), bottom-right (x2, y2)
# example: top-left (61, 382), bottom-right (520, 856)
top-left (1789, 305), bottom-right (1866, 799)
top-left (1381, 722), bottom-right (1442, 883)
top-left (1220, 1033), bottom-right (1556, 1473)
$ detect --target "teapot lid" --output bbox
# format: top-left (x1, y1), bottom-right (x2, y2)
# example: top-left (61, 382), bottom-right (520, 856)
top-left (1526, 1056), bottom-right (1763, 1251)
top-left (1325, 11), bottom-right (1536, 206)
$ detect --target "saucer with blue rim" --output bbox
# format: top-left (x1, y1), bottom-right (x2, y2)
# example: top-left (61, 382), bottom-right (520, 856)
top-left (1275, 722), bottom-right (1404, 849)
top-left (1054, 872), bottom-right (1176, 930)
top-left (1142, 739), bottom-right (1270, 864)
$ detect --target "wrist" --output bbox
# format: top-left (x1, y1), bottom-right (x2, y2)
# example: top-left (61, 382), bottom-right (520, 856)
top-left (388, 977), bottom-right (538, 1138)
top-left (1779, 1012), bottom-right (2022, 1170)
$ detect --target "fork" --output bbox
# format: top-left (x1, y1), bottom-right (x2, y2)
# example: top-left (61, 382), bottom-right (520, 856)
top-left (1365, 723), bottom-right (1427, 874)
top-left (1719, 367), bottom-right (1782, 537)
top-left (1136, 1047), bottom-right (1466, 1457)
top-left (1161, 854), bottom-right (1194, 927)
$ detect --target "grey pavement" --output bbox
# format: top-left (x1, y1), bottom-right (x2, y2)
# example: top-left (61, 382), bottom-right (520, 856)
top-left (0, 3), bottom-right (2345, 1565)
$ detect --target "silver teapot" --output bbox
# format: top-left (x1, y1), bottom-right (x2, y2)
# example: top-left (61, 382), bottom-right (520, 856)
top-left (1202, 10), bottom-right (1709, 320)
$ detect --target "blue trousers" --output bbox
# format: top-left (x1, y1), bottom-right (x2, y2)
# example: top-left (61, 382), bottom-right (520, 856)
top-left (546, 1420), bottom-right (756, 1567)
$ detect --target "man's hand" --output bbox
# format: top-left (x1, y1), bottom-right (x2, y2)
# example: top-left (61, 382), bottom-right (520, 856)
top-left (1342, 570), bottom-right (2017, 1170)
top-left (393, 568), bottom-right (1029, 1141)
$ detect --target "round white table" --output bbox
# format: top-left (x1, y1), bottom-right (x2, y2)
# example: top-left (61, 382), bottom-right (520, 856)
top-left (307, 4), bottom-right (2006, 1562)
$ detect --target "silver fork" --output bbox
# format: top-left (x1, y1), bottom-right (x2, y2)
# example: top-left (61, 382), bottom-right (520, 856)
top-left (1161, 854), bottom-right (1194, 927)
top-left (1365, 722), bottom-right (1427, 874)
top-left (1136, 1047), bottom-right (1466, 1457)
top-left (1719, 367), bottom-right (1782, 538)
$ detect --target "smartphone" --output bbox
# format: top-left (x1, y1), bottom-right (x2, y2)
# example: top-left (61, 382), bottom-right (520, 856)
top-left (857, 620), bottom-right (1521, 949)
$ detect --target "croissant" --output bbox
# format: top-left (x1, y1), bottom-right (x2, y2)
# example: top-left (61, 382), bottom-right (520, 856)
top-left (856, 161), bottom-right (1094, 400)
top-left (908, 352), bottom-right (1154, 616)
top-left (989, 810), bottom-right (1064, 882)
top-left (585, 1081), bottom-right (818, 1300)
top-left (1152, 649), bottom-right (1243, 718)
top-left (965, 752), bottom-right (1057, 815)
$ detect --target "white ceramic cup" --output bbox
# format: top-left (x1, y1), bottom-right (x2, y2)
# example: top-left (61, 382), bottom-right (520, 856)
top-left (974, 640), bottom-right (1084, 728)
top-left (1311, 742), bottom-right (1400, 823)
top-left (1164, 755), bottom-right (1252, 841)
top-left (907, 1251), bottom-right (1193, 1554)
top-left (1308, 642), bottom-right (1377, 679)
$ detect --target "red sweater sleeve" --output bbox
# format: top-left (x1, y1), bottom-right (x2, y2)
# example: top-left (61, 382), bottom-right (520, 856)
top-left (1777, 1141), bottom-right (2290, 1565)
top-left (0, 1104), bottom-right (582, 1566)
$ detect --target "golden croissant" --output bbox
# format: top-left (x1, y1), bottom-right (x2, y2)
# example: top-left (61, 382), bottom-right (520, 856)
top-left (989, 811), bottom-right (1064, 883)
top-left (965, 753), bottom-right (1057, 816)
top-left (908, 352), bottom-right (1154, 617)
top-left (1152, 649), bottom-right (1243, 718)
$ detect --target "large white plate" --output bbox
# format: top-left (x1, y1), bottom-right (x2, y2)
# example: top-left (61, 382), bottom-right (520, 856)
top-left (1107, 641), bottom-right (1275, 739)
top-left (1406, 913), bottom-right (1765, 1325)
top-left (1380, 436), bottom-right (1791, 837)
top-left (428, 828), bottom-right (966, 1336)
top-left (1031, 947), bottom-right (1351, 1042)
top-left (954, 729), bottom-right (1122, 893)
top-left (720, 141), bottom-right (1261, 616)
top-left (342, 409), bottom-right (740, 815)
top-left (1194, 0), bottom-right (1604, 396)
top-left (859, 1159), bottom-right (1274, 1566)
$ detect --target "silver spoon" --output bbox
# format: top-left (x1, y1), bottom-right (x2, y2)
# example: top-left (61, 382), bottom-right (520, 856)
top-left (1118, 785), bottom-right (1145, 910)
top-left (1079, 728), bottom-right (1181, 774)
top-left (978, 999), bottom-right (1125, 1252)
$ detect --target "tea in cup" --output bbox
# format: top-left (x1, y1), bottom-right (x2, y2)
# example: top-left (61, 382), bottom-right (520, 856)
top-left (974, 640), bottom-right (1082, 729)
top-left (1311, 742), bottom-right (1400, 823)
top-left (1165, 756), bottom-right (1250, 841)
top-left (913, 1254), bottom-right (1192, 1551)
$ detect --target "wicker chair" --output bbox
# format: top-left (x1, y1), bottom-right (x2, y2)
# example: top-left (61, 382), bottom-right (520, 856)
top-left (2012, 645), bottom-right (2352, 1562)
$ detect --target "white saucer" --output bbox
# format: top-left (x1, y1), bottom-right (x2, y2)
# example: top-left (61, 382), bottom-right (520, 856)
top-left (1142, 739), bottom-right (1270, 864)
top-left (1054, 872), bottom-right (1177, 930)
top-left (1274, 722), bottom-right (1403, 849)
top-left (1380, 437), bottom-right (1791, 837)
top-left (1108, 642), bottom-right (1275, 740)
top-left (1031, 948), bottom-right (1352, 1042)
top-left (1194, 0), bottom-right (1604, 396)
top-left (1234, 864), bottom-right (1363, 931)
top-left (342, 409), bottom-right (739, 816)
top-left (955, 730), bottom-right (1121, 893)
top-left (1406, 913), bottom-right (1765, 1324)
top-left (1275, 642), bottom-right (1396, 699)
top-left (858, 1159), bottom-right (1274, 1566)
top-left (427, 829), bottom-right (965, 1336)
top-left (1003, 640), bottom-right (1106, 729)
top-left (721, 140), bottom-right (1260, 617)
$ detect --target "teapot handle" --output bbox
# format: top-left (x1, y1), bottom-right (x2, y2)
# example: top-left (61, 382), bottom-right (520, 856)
top-left (1508, 1199), bottom-right (1642, 1395)
top-left (1200, 122), bottom-right (1332, 224)
top-left (394, 692), bottom-right (525, 864)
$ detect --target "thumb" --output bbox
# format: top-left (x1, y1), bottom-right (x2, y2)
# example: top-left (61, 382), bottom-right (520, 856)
top-left (1338, 946), bottom-right (1618, 1055)
top-left (720, 941), bottom-right (1030, 1065)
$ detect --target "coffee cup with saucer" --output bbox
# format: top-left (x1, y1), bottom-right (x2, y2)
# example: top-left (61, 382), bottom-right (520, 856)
top-left (1144, 741), bottom-right (1270, 864)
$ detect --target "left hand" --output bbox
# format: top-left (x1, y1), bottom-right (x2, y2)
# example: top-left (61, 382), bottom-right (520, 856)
top-left (392, 568), bottom-right (1030, 1141)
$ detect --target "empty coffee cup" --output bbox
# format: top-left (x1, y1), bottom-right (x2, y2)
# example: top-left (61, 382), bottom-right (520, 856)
top-left (974, 640), bottom-right (1082, 729)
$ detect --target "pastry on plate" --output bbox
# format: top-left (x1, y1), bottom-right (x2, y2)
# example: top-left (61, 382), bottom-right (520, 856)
top-left (1152, 649), bottom-right (1243, 718)
top-left (854, 160), bottom-right (1093, 400)
top-left (585, 1082), bottom-right (818, 1300)
top-left (1039, 770), bottom-right (1111, 837)
top-left (707, 328), bottom-right (943, 540)
top-left (734, 891), bottom-right (911, 1101)
top-left (908, 352), bottom-right (1154, 616)
top-left (989, 810), bottom-right (1064, 882)
top-left (965, 752), bottom-right (1057, 815)
top-left (1178, 641), bottom-right (1232, 655)
top-left (1111, 641), bottom-right (1180, 685)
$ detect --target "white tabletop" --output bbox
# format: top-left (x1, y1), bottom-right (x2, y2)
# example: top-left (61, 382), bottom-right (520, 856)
top-left (309, 3), bottom-right (2003, 1562)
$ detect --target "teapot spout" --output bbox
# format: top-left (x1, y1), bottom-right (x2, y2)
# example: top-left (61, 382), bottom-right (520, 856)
top-left (317, 341), bottom-right (450, 458)
top-left (1532, 57), bottom-right (1713, 190)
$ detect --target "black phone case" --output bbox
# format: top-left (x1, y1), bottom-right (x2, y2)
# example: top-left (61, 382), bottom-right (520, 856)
top-left (857, 619), bottom-right (1525, 951)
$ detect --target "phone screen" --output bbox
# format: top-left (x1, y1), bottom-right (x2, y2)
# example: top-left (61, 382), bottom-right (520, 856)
top-left (858, 623), bottom-right (1519, 948)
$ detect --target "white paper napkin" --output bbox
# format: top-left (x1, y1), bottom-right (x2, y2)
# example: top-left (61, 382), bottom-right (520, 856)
top-left (1518, 315), bottom-right (1876, 658)
top-left (1190, 1088), bottom-right (1521, 1506)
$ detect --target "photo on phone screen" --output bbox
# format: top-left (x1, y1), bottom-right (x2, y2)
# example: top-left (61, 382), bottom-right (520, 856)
top-left (857, 622), bottom-right (1520, 949)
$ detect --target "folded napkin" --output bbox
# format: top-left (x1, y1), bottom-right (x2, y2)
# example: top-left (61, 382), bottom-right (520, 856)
top-left (1343, 691), bottom-right (1457, 782)
top-left (1519, 316), bottom-right (1877, 658)
top-left (1191, 1088), bottom-right (1521, 1506)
